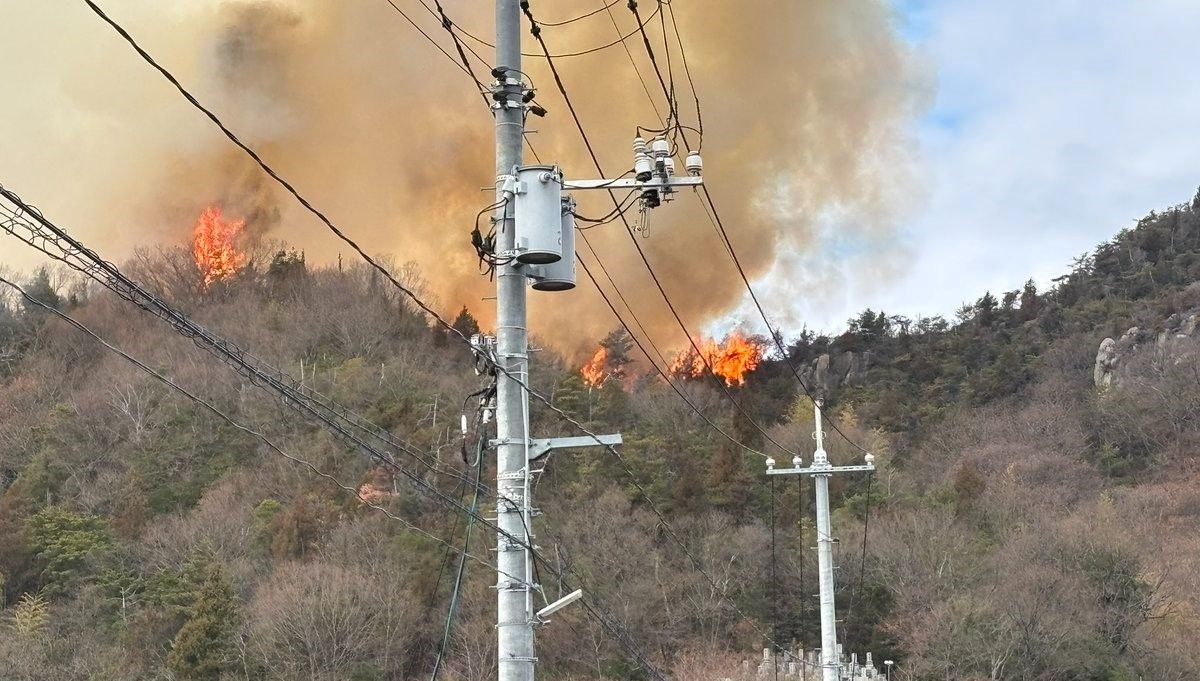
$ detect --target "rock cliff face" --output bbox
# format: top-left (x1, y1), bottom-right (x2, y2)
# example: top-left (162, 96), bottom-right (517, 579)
top-left (1093, 309), bottom-right (1200, 388)
top-left (799, 350), bottom-right (870, 397)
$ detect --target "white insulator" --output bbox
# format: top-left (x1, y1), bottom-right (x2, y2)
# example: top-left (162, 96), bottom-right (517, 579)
top-left (765, 457), bottom-right (776, 470)
top-left (633, 135), bottom-right (648, 155)
top-left (663, 157), bottom-right (675, 177)
top-left (651, 137), bottom-right (670, 158)
top-left (634, 153), bottom-right (653, 182)
top-left (513, 164), bottom-right (563, 264)
top-left (864, 453), bottom-right (875, 465)
top-left (460, 414), bottom-right (468, 435)
top-left (685, 151), bottom-right (703, 176)
top-left (792, 455), bottom-right (803, 468)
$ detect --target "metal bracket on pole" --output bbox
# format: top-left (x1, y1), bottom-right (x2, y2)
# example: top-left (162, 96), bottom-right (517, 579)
top-left (535, 589), bottom-right (583, 624)
top-left (526, 434), bottom-right (622, 461)
top-left (766, 463), bottom-right (875, 476)
top-left (560, 176), bottom-right (703, 191)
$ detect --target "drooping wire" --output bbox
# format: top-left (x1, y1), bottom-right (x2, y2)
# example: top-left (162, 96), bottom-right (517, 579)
top-left (571, 189), bottom-right (640, 226)
top-left (797, 474), bottom-right (806, 642)
top-left (72, 7), bottom-right (733, 673)
top-left (429, 0), bottom-right (664, 59)
top-left (537, 0), bottom-right (623, 27)
top-left (697, 187), bottom-right (873, 457)
top-left (0, 274), bottom-right (513, 579)
top-left (379, 0), bottom-right (544, 159)
top-left (843, 470), bottom-right (874, 652)
top-left (382, 0), bottom-right (488, 105)
top-left (770, 474), bottom-right (779, 681)
top-left (664, 0), bottom-right (703, 147)
top-left (470, 199), bottom-right (512, 278)
top-left (603, 0), bottom-right (664, 125)
top-left (522, 5), bottom-right (797, 458)
top-left (426, 474), bottom-right (470, 605)
top-left (626, 0), bottom-right (692, 152)
top-left (429, 429), bottom-right (485, 681)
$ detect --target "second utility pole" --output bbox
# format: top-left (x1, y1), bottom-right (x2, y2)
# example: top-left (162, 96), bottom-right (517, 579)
top-left (766, 401), bottom-right (875, 681)
top-left (493, 2), bottom-right (533, 681)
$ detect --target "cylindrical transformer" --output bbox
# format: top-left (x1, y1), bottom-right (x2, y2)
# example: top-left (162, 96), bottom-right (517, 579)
top-left (513, 164), bottom-right (563, 264)
top-left (530, 196), bottom-right (576, 291)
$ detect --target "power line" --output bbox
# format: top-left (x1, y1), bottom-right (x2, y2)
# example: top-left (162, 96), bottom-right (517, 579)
top-left (522, 4), bottom-right (794, 459)
top-left (537, 0), bottom-right (623, 27)
top-left (664, 0), bottom-right (703, 145)
top-left (843, 471), bottom-right (875, 651)
top-left (603, 0), bottom-right (663, 124)
top-left (697, 186), bottom-right (873, 456)
top-left (577, 252), bottom-right (771, 458)
top-left (0, 274), bottom-right (512, 579)
top-left (377, 1), bottom-right (543, 161)
top-left (429, 436), bottom-right (484, 681)
top-left (74, 5), bottom-right (758, 672)
top-left (0, 191), bottom-right (483, 494)
top-left (381, 0), bottom-right (488, 104)
top-left (519, 3), bottom-right (812, 660)
top-left (3, 205), bottom-right (666, 678)
top-left (75, 0), bottom-right (771, 561)
top-left (625, 0), bottom-right (693, 152)
top-left (424, 0), bottom-right (664, 59)
top-left (70, 0), bottom-right (659, 486)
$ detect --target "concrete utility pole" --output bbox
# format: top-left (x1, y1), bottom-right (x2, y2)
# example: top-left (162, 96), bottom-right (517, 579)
top-left (766, 401), bottom-right (874, 681)
top-left (481, 5), bottom-right (699, 678)
top-left (492, 1), bottom-right (533, 680)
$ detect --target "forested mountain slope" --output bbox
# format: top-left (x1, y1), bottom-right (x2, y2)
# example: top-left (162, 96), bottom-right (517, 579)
top-left (1, 189), bottom-right (1199, 680)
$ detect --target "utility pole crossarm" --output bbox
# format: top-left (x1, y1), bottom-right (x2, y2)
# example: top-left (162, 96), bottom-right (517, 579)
top-left (560, 176), bottom-right (703, 190)
top-left (766, 463), bottom-right (875, 476)
top-left (525, 434), bottom-right (622, 461)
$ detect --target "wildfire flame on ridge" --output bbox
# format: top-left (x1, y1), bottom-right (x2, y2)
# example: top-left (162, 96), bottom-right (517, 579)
top-left (193, 205), bottom-right (247, 287)
top-left (670, 332), bottom-right (763, 386)
top-left (580, 347), bottom-right (608, 388)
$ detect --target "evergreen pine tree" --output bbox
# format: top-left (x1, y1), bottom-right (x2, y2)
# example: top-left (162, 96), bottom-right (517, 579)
top-left (167, 565), bottom-right (240, 681)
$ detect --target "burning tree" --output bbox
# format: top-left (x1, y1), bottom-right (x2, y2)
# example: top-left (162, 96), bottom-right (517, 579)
top-left (192, 205), bottom-right (247, 287)
top-left (670, 331), bottom-right (763, 386)
top-left (579, 329), bottom-right (635, 388)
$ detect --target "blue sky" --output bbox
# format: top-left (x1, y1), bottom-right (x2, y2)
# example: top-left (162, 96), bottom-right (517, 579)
top-left (751, 0), bottom-right (1200, 334)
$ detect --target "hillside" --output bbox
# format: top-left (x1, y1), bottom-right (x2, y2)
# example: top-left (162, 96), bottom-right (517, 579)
top-left (1, 188), bottom-right (1199, 681)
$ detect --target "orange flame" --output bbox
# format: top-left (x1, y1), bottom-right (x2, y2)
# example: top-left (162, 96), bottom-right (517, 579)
top-left (670, 332), bottom-right (763, 386)
top-left (580, 347), bottom-right (608, 388)
top-left (192, 205), bottom-right (247, 287)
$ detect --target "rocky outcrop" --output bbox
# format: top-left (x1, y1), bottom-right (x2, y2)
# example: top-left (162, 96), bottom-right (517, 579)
top-left (1094, 309), bottom-right (1200, 389)
top-left (798, 351), bottom-right (870, 397)
top-left (1093, 326), bottom-right (1141, 388)
top-left (1093, 337), bottom-right (1119, 388)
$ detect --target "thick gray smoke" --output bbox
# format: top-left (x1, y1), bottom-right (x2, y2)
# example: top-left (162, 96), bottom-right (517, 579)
top-left (0, 1), bottom-right (927, 357)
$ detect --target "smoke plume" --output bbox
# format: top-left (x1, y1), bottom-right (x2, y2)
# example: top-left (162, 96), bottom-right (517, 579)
top-left (0, 1), bottom-right (926, 357)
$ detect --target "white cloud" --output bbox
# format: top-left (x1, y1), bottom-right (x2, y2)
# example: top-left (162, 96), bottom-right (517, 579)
top-left (757, 0), bottom-right (1200, 335)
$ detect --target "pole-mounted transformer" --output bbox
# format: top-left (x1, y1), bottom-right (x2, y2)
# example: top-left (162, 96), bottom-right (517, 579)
top-left (501, 137), bottom-right (705, 294)
top-left (512, 165), bottom-right (564, 264)
top-left (527, 196), bottom-right (577, 291)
